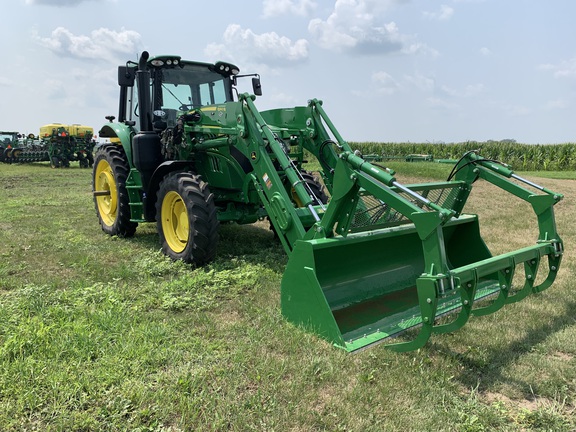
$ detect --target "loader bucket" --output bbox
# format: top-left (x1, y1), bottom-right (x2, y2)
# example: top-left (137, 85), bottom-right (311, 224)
top-left (282, 215), bottom-right (488, 351)
top-left (281, 213), bottom-right (559, 352)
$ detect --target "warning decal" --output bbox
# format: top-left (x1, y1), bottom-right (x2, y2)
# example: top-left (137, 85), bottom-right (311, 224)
top-left (263, 173), bottom-right (272, 189)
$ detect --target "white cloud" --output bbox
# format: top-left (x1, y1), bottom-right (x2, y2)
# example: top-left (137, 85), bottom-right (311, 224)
top-left (25, 0), bottom-right (107, 5)
top-left (205, 24), bottom-right (308, 67)
top-left (308, 0), bottom-right (431, 55)
top-left (504, 105), bottom-right (531, 116)
top-left (544, 99), bottom-right (569, 110)
top-left (403, 42), bottom-right (439, 56)
top-left (427, 97), bottom-right (459, 109)
top-left (398, 73), bottom-right (486, 100)
top-left (423, 5), bottom-right (454, 21)
top-left (539, 63), bottom-right (554, 71)
top-left (539, 57), bottom-right (576, 78)
top-left (0, 76), bottom-right (13, 87)
top-left (479, 47), bottom-right (491, 56)
top-left (372, 71), bottom-right (400, 94)
top-left (43, 78), bottom-right (68, 100)
top-left (35, 27), bottom-right (142, 60)
top-left (262, 0), bottom-right (316, 17)
top-left (441, 83), bottom-right (485, 97)
top-left (404, 73), bottom-right (435, 92)
top-left (36, 65), bottom-right (117, 116)
top-left (268, 92), bottom-right (299, 106)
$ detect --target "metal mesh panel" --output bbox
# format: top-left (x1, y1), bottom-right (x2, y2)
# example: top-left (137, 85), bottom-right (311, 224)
top-left (350, 184), bottom-right (463, 231)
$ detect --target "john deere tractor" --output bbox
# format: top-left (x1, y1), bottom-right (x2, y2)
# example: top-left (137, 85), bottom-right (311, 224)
top-left (93, 51), bottom-right (563, 352)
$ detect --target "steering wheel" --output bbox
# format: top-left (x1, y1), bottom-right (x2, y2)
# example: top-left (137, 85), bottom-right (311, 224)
top-left (179, 104), bottom-right (197, 111)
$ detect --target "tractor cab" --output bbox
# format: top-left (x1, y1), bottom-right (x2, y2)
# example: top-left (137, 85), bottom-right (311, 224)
top-left (0, 131), bottom-right (18, 146)
top-left (0, 131), bottom-right (19, 162)
top-left (115, 54), bottom-right (261, 132)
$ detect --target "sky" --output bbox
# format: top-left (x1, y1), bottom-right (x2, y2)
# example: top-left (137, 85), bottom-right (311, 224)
top-left (2, 0), bottom-right (575, 144)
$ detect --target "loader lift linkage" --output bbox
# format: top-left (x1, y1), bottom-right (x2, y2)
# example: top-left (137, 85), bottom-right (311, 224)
top-left (93, 51), bottom-right (564, 352)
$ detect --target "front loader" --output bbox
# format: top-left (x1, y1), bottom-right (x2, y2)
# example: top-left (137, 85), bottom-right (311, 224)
top-left (93, 51), bottom-right (564, 352)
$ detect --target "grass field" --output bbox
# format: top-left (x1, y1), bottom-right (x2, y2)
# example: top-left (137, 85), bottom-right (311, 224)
top-left (0, 161), bottom-right (575, 431)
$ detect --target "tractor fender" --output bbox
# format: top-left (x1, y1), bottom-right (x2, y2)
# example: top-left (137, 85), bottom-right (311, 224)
top-left (98, 123), bottom-right (135, 167)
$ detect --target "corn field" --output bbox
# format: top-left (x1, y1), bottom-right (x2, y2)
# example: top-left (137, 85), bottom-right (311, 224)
top-left (351, 141), bottom-right (576, 171)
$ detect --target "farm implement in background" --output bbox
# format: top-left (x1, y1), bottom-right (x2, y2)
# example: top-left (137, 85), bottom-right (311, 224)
top-left (93, 51), bottom-right (564, 352)
top-left (0, 131), bottom-right (43, 163)
top-left (39, 124), bottom-right (95, 168)
top-left (0, 124), bottom-right (95, 168)
top-left (362, 153), bottom-right (458, 164)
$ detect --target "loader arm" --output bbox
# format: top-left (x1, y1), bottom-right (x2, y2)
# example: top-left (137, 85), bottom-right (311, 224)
top-left (233, 93), bottom-right (318, 254)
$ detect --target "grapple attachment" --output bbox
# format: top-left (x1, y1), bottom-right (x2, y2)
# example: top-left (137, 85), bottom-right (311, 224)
top-left (281, 151), bottom-right (563, 352)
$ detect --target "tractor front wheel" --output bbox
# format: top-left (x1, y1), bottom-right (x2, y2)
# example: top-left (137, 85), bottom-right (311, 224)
top-left (156, 172), bottom-right (218, 265)
top-left (92, 144), bottom-right (137, 237)
top-left (295, 170), bottom-right (329, 206)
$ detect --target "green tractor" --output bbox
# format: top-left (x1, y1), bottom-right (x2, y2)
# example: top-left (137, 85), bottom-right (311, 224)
top-left (0, 131), bottom-right (46, 164)
top-left (93, 51), bottom-right (564, 352)
top-left (0, 131), bottom-right (19, 162)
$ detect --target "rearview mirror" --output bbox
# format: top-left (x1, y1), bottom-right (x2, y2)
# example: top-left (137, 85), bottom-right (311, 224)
top-left (118, 66), bottom-right (136, 87)
top-left (252, 77), bottom-right (262, 96)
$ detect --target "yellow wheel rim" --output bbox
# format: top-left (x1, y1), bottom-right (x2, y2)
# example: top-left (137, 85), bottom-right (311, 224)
top-left (94, 159), bottom-right (118, 227)
top-left (291, 187), bottom-right (304, 208)
top-left (162, 190), bottom-right (189, 253)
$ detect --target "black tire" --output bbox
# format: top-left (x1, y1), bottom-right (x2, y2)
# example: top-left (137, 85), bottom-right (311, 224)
top-left (50, 156), bottom-right (61, 168)
top-left (156, 172), bottom-right (218, 265)
top-left (92, 144), bottom-right (137, 237)
top-left (78, 152), bottom-right (89, 168)
top-left (299, 170), bottom-right (329, 206)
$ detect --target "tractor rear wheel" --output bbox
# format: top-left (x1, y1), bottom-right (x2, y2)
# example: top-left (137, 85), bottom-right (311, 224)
top-left (156, 172), bottom-right (218, 265)
top-left (92, 144), bottom-right (137, 237)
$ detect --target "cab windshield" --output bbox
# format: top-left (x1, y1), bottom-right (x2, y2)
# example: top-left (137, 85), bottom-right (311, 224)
top-left (0, 132), bottom-right (17, 145)
top-left (155, 64), bottom-right (233, 111)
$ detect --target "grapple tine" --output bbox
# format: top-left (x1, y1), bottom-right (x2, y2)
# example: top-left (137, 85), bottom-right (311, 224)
top-left (379, 278), bottom-right (437, 353)
top-left (472, 258), bottom-right (516, 317)
top-left (533, 252), bottom-right (562, 294)
top-left (505, 256), bottom-right (541, 305)
top-left (433, 272), bottom-right (478, 335)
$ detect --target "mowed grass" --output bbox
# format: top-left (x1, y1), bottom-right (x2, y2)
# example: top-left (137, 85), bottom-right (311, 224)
top-left (0, 162), bottom-right (575, 431)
